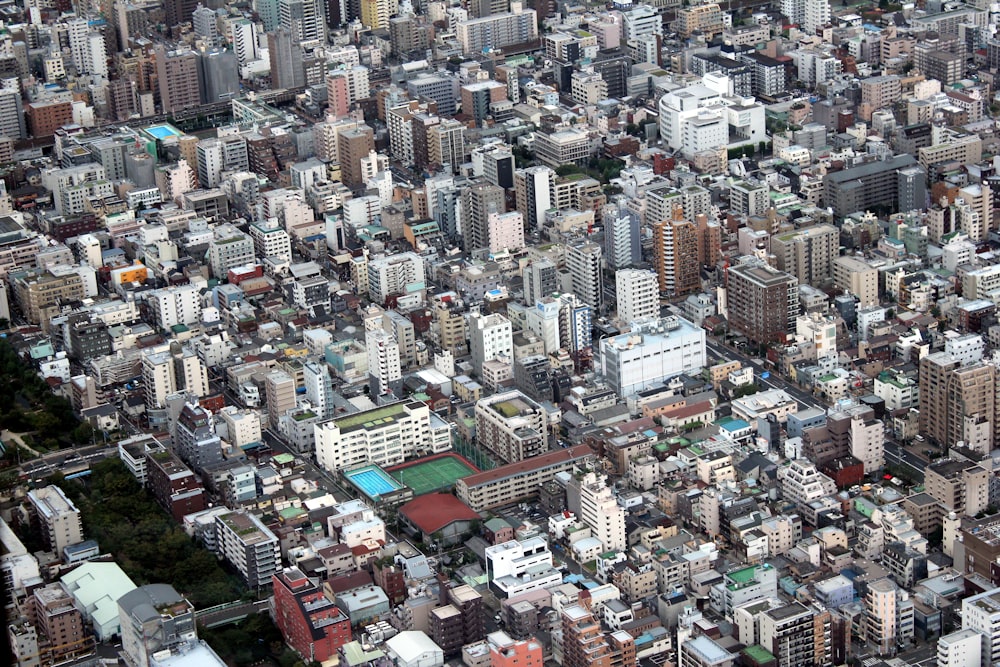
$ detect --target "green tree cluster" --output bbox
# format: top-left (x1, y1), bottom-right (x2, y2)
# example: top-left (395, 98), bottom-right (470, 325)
top-left (199, 614), bottom-right (314, 667)
top-left (0, 338), bottom-right (81, 447)
top-left (57, 458), bottom-right (244, 608)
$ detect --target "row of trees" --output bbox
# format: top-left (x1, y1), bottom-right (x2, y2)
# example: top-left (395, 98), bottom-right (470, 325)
top-left (55, 458), bottom-right (245, 608)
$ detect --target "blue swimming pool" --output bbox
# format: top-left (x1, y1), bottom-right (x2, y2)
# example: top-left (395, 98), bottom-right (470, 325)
top-left (146, 125), bottom-right (181, 140)
top-left (344, 466), bottom-right (404, 499)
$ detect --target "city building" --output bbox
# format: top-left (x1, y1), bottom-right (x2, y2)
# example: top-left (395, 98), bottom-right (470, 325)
top-left (214, 511), bottom-right (281, 590)
top-left (725, 259), bottom-right (799, 346)
top-left (118, 584), bottom-right (197, 667)
top-left (616, 269), bottom-right (658, 326)
top-left (475, 390), bottom-right (547, 464)
top-left (456, 444), bottom-right (595, 510)
top-left (596, 316), bottom-right (707, 397)
top-left (315, 401), bottom-right (437, 472)
top-left (272, 567), bottom-right (353, 663)
top-left (27, 485), bottom-right (83, 555)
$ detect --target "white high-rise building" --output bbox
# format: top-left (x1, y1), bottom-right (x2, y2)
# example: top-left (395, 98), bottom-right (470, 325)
top-left (937, 629), bottom-right (981, 667)
top-left (230, 20), bottom-right (260, 65)
top-left (279, 0), bottom-right (327, 44)
top-left (192, 4), bottom-right (219, 42)
top-left (67, 18), bottom-right (109, 78)
top-left (565, 240), bottom-right (602, 311)
top-left (575, 470), bottom-right (626, 552)
top-left (366, 329), bottom-right (402, 397)
top-left (616, 269), bottom-right (658, 326)
top-left (469, 311), bottom-right (513, 373)
top-left (303, 360), bottom-right (334, 419)
top-left (486, 211), bottom-right (524, 253)
top-left (514, 166), bottom-right (554, 229)
top-left (803, 0), bottom-right (831, 33)
top-left (146, 284), bottom-right (203, 330)
top-left (86, 32), bottom-right (108, 77)
top-left (961, 587), bottom-right (1000, 666)
top-left (367, 252), bottom-right (425, 305)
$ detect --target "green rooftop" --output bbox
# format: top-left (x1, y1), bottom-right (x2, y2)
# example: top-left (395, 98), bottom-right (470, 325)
top-left (336, 402), bottom-right (408, 431)
top-left (743, 645), bottom-right (775, 664)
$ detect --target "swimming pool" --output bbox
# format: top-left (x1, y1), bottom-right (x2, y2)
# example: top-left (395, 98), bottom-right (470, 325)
top-left (146, 125), bottom-right (181, 140)
top-left (343, 465), bottom-right (404, 499)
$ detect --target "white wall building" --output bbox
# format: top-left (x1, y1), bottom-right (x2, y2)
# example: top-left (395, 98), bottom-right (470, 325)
top-left (596, 316), bottom-right (707, 397)
top-left (616, 269), bottom-right (658, 326)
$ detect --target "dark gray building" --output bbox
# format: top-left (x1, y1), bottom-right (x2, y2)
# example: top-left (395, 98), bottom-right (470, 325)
top-left (822, 154), bottom-right (921, 218)
top-left (197, 47), bottom-right (240, 104)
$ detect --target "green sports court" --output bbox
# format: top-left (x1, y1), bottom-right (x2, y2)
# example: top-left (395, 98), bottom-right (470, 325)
top-left (386, 453), bottom-right (480, 496)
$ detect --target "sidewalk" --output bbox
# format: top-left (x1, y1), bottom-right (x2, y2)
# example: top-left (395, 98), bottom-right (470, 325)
top-left (1, 430), bottom-right (41, 458)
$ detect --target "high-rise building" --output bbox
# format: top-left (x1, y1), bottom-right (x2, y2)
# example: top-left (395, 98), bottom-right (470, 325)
top-left (366, 328), bottom-right (403, 397)
top-left (822, 154), bottom-right (920, 219)
top-left (770, 224), bottom-right (838, 289)
top-left (456, 5), bottom-right (538, 54)
top-left (367, 252), bottom-right (425, 304)
top-left (462, 182), bottom-right (506, 253)
top-left (489, 633), bottom-right (543, 667)
top-left (574, 470), bottom-right (626, 551)
top-left (27, 486), bottom-right (83, 555)
top-left (924, 459), bottom-right (989, 518)
top-left (961, 587), bottom-right (1000, 666)
top-left (165, 0), bottom-right (201, 28)
top-left (470, 311), bottom-right (514, 373)
top-left (865, 578), bottom-right (913, 657)
top-left (230, 19), bottom-right (260, 65)
top-left (476, 390), bottom-right (547, 464)
top-left (266, 370), bottom-right (297, 427)
top-left (936, 629), bottom-right (982, 667)
top-left (215, 511), bottom-right (281, 589)
top-left (155, 47), bottom-right (201, 115)
top-left (268, 27), bottom-right (306, 90)
top-left (755, 601), bottom-right (832, 667)
top-left (0, 89), bottom-right (26, 140)
top-left (118, 584), bottom-right (197, 667)
top-left (429, 119), bottom-right (466, 172)
top-left (360, 0), bottom-right (398, 29)
top-left (315, 400), bottom-right (439, 471)
top-left (174, 403), bottom-right (223, 473)
top-left (192, 4), bottom-right (220, 42)
top-left (303, 360), bottom-right (335, 419)
top-left (678, 635), bottom-right (734, 667)
top-left (279, 0), bottom-right (327, 43)
top-left (616, 269), bottom-right (658, 326)
top-left (524, 259), bottom-right (558, 306)
top-left (196, 47), bottom-right (239, 104)
top-left (919, 353), bottom-right (998, 453)
top-left (561, 604), bottom-right (637, 667)
top-left (725, 258), bottom-right (799, 345)
top-left (604, 208), bottom-right (641, 269)
top-left (23, 583), bottom-right (93, 665)
top-left (596, 316), bottom-right (706, 397)
top-left (827, 402), bottom-right (884, 475)
top-left (514, 166), bottom-right (555, 230)
top-left (272, 567), bottom-right (352, 663)
top-left (338, 126), bottom-right (375, 188)
top-left (565, 240), bottom-right (603, 311)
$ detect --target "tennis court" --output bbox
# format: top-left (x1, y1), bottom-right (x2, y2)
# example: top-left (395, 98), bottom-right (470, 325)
top-left (386, 454), bottom-right (479, 496)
